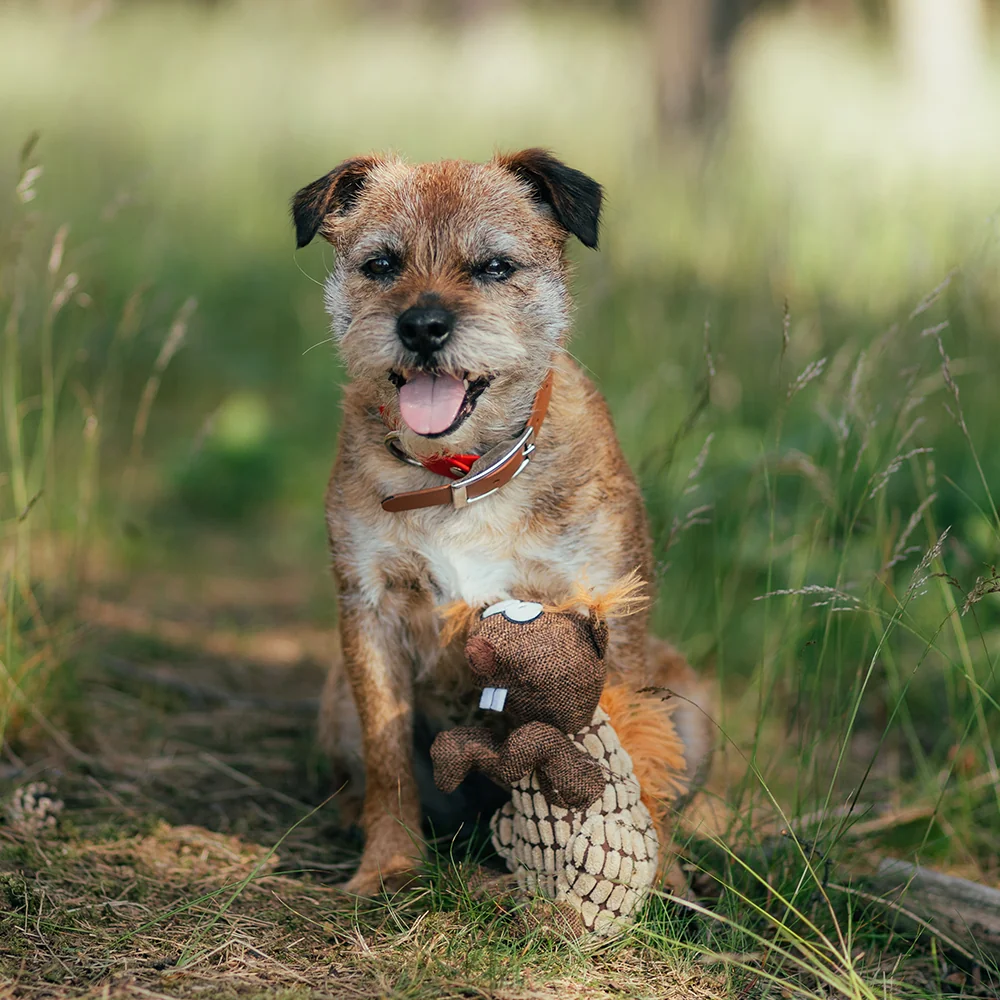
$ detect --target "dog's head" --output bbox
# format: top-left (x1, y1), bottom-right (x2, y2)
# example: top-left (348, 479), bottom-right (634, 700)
top-left (291, 150), bottom-right (602, 453)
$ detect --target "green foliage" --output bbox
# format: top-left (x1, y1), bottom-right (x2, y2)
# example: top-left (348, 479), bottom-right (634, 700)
top-left (171, 392), bottom-right (284, 522)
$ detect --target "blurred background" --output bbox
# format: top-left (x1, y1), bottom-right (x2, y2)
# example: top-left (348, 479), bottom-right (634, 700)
top-left (2, 0), bottom-right (1000, 879)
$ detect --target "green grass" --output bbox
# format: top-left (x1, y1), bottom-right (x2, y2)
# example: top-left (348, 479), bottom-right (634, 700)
top-left (2, 1), bottom-right (1000, 997)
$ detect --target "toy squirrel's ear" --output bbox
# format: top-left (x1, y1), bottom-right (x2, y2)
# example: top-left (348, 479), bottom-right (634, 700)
top-left (290, 156), bottom-right (379, 248)
top-left (587, 609), bottom-right (610, 659)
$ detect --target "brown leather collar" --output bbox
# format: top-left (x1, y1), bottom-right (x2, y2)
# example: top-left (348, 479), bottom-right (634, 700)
top-left (380, 370), bottom-right (554, 513)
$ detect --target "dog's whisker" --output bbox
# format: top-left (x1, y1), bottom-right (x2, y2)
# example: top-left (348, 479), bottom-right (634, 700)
top-left (556, 344), bottom-right (598, 379)
top-left (302, 336), bottom-right (336, 356)
top-left (291, 251), bottom-right (326, 287)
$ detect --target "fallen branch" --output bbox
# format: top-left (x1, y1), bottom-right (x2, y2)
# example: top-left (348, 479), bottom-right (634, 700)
top-left (686, 837), bottom-right (1000, 963)
top-left (861, 858), bottom-right (1000, 961)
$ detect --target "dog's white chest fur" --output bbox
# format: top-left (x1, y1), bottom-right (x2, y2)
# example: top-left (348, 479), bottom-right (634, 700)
top-left (419, 535), bottom-right (517, 606)
top-left (347, 461), bottom-right (617, 613)
top-left (408, 500), bottom-right (532, 604)
top-left (391, 493), bottom-right (611, 609)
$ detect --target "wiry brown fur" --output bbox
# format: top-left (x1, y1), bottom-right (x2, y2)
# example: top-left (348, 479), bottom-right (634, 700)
top-left (297, 151), bottom-right (713, 895)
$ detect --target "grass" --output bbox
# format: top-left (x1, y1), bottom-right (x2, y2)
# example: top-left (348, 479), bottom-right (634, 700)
top-left (3, 1), bottom-right (1000, 997)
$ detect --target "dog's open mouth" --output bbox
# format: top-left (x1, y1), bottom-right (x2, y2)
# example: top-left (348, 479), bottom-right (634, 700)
top-left (389, 370), bottom-right (491, 438)
top-left (479, 686), bottom-right (508, 712)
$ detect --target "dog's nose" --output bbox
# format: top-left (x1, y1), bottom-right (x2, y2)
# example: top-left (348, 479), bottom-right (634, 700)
top-left (397, 305), bottom-right (454, 357)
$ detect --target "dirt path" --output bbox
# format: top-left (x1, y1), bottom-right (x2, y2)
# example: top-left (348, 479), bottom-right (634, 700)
top-left (1, 569), bottom-right (730, 999)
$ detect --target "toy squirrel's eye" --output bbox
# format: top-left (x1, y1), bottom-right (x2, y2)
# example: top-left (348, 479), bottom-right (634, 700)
top-left (481, 599), bottom-right (544, 623)
top-left (482, 599), bottom-right (518, 620)
top-left (502, 601), bottom-right (544, 623)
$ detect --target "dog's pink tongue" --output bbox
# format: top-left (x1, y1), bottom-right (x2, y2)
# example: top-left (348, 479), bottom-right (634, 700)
top-left (398, 373), bottom-right (466, 436)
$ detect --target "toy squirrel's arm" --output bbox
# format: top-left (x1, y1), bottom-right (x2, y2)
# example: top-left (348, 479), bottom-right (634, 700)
top-left (430, 727), bottom-right (503, 793)
top-left (496, 721), bottom-right (606, 810)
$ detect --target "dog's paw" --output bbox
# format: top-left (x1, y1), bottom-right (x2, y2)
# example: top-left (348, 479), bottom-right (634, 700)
top-left (341, 854), bottom-right (420, 897)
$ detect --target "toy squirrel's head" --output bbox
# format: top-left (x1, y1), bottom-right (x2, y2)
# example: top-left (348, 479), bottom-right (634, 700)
top-left (451, 573), bottom-right (648, 735)
top-left (465, 601), bottom-right (609, 734)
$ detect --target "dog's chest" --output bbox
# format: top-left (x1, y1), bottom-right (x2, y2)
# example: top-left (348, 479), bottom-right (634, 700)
top-left (396, 507), bottom-right (596, 607)
top-left (416, 529), bottom-right (520, 606)
top-left (361, 479), bottom-right (604, 609)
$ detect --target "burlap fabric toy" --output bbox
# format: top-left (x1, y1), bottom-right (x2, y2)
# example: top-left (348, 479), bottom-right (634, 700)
top-left (430, 590), bottom-right (669, 938)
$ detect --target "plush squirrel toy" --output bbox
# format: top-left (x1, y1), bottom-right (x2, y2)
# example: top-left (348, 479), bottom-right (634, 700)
top-left (431, 583), bottom-right (681, 938)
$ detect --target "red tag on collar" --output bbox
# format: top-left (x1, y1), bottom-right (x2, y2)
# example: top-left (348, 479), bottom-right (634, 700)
top-left (379, 405), bottom-right (479, 481)
top-left (420, 452), bottom-right (479, 480)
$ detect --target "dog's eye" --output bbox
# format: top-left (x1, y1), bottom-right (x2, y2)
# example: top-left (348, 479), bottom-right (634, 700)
top-left (476, 257), bottom-right (515, 281)
top-left (362, 254), bottom-right (399, 279)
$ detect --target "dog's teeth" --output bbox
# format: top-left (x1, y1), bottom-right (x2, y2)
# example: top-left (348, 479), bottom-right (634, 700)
top-left (479, 688), bottom-right (495, 710)
top-left (463, 378), bottom-right (469, 389)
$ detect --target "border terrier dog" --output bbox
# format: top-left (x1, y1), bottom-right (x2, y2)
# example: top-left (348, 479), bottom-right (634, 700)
top-left (292, 150), bottom-right (713, 895)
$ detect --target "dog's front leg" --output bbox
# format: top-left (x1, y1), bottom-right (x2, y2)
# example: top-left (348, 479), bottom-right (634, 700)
top-left (339, 596), bottom-right (422, 895)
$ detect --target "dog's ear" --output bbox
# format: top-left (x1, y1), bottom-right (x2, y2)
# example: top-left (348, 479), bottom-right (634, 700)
top-left (496, 148), bottom-right (603, 249)
top-left (291, 157), bottom-right (378, 248)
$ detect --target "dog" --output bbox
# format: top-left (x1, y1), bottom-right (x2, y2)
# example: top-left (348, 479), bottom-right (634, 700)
top-left (291, 150), bottom-right (713, 895)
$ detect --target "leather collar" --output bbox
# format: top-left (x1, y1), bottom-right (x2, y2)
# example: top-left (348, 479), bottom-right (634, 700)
top-left (379, 370), bottom-right (554, 513)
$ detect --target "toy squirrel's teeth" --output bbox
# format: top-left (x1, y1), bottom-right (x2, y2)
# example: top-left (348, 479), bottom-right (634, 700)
top-left (479, 687), bottom-right (508, 712)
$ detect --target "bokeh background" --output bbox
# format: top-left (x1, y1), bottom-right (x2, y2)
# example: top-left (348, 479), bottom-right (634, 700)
top-left (3, 0), bottom-right (1000, 922)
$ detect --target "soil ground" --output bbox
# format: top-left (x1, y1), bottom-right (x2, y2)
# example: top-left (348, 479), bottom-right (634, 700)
top-left (1, 554), bottom-right (733, 999)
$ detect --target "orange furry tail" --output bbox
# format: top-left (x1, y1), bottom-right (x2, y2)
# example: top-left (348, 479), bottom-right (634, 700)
top-left (599, 682), bottom-right (688, 833)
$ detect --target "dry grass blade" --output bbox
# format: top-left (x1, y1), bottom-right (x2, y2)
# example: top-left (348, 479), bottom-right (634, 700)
top-left (123, 297), bottom-right (196, 504)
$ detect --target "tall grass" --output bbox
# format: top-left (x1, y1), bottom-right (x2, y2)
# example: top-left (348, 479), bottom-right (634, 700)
top-left (0, 138), bottom-right (194, 746)
top-left (615, 265), bottom-right (995, 989)
top-left (1, 137), bottom-right (78, 742)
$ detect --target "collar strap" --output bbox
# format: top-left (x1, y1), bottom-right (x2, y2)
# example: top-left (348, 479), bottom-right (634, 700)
top-left (380, 369), bottom-right (554, 513)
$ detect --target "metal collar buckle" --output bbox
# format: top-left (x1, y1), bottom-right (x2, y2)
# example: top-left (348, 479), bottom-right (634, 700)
top-left (450, 426), bottom-right (536, 509)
